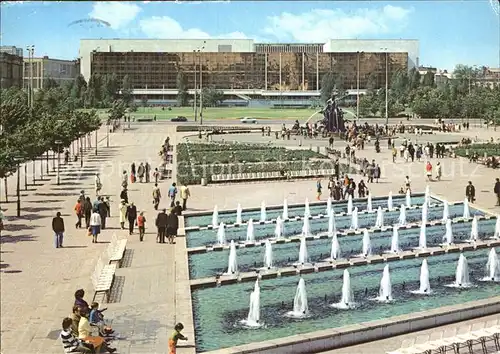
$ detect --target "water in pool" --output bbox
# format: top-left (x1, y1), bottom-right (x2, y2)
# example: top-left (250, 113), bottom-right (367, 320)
top-left (186, 194), bottom-right (435, 227)
top-left (192, 248), bottom-right (499, 352)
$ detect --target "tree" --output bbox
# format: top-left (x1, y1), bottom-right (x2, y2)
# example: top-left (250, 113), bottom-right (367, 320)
top-left (176, 71), bottom-right (189, 107)
top-left (121, 75), bottom-right (133, 106)
top-left (422, 71), bottom-right (435, 87)
top-left (320, 71), bottom-right (336, 103)
top-left (201, 87), bottom-right (225, 107)
top-left (365, 72), bottom-right (378, 91)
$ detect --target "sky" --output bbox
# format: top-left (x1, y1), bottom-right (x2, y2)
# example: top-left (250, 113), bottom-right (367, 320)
top-left (1, 0), bottom-right (499, 71)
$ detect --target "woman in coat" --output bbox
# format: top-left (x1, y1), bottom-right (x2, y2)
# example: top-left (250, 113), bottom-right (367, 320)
top-left (118, 200), bottom-right (127, 229)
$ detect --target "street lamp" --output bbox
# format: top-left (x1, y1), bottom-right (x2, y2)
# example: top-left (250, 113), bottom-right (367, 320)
top-left (198, 41), bottom-right (207, 125)
top-left (13, 157), bottom-right (22, 217)
top-left (193, 41), bottom-right (206, 123)
top-left (79, 132), bottom-right (84, 168)
top-left (95, 130), bottom-right (98, 156)
top-left (356, 51), bottom-right (364, 121)
top-left (26, 45), bottom-right (35, 108)
top-left (55, 140), bottom-right (62, 185)
top-left (106, 121), bottom-right (110, 148)
top-left (381, 47), bottom-right (389, 126)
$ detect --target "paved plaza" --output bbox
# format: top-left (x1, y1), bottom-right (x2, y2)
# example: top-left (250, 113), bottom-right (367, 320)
top-left (0, 121), bottom-right (499, 354)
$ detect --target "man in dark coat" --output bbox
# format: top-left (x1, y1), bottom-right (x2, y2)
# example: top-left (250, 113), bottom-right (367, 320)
top-left (167, 209), bottom-right (179, 244)
top-left (97, 196), bottom-right (108, 229)
top-left (155, 209), bottom-right (168, 243)
top-left (125, 202), bottom-right (137, 235)
top-left (465, 181), bottom-right (476, 203)
top-left (494, 178), bottom-right (500, 206)
top-left (52, 212), bottom-right (65, 248)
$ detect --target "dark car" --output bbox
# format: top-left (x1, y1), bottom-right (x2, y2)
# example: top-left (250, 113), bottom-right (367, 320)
top-left (171, 116), bottom-right (188, 122)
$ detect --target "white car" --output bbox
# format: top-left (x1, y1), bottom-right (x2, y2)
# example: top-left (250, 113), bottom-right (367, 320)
top-left (240, 117), bottom-right (258, 124)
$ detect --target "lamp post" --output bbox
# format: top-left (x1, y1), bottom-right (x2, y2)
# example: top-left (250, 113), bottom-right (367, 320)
top-left (106, 121), bottom-right (110, 148)
top-left (55, 140), bottom-right (62, 185)
top-left (95, 130), bottom-right (98, 156)
top-left (198, 41), bottom-right (206, 125)
top-left (356, 51), bottom-right (364, 121)
top-left (193, 50), bottom-right (197, 121)
top-left (26, 45), bottom-right (35, 108)
top-left (79, 133), bottom-right (84, 168)
top-left (381, 47), bottom-right (389, 126)
top-left (15, 159), bottom-right (21, 217)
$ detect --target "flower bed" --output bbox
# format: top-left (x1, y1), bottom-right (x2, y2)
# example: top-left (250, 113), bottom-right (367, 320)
top-left (455, 143), bottom-right (500, 158)
top-left (176, 142), bottom-right (342, 185)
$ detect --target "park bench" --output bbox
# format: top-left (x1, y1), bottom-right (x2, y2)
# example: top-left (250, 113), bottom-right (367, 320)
top-left (91, 257), bottom-right (117, 303)
top-left (107, 234), bottom-right (127, 267)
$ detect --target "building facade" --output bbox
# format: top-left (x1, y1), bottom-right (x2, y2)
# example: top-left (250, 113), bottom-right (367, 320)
top-left (0, 50), bottom-right (23, 89)
top-left (23, 56), bottom-right (80, 89)
top-left (80, 39), bottom-right (419, 98)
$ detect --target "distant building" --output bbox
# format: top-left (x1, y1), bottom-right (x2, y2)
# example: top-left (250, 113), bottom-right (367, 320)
top-left (478, 67), bottom-right (500, 88)
top-left (79, 38), bottom-right (419, 103)
top-left (0, 48), bottom-right (23, 89)
top-left (23, 56), bottom-right (80, 89)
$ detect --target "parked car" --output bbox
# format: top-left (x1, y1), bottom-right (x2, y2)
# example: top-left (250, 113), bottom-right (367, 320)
top-left (241, 117), bottom-right (257, 124)
top-left (171, 116), bottom-right (188, 122)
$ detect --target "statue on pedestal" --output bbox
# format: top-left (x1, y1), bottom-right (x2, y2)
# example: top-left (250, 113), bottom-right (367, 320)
top-left (322, 94), bottom-right (346, 133)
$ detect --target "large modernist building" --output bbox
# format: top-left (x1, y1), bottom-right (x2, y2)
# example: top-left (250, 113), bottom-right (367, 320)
top-left (23, 56), bottom-right (80, 89)
top-left (0, 46), bottom-right (23, 89)
top-left (80, 39), bottom-right (419, 101)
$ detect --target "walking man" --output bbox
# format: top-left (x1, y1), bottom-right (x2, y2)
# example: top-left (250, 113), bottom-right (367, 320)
top-left (465, 181), bottom-right (476, 203)
top-left (167, 208), bottom-right (179, 244)
top-left (155, 209), bottom-right (168, 243)
top-left (494, 178), bottom-right (500, 206)
top-left (95, 173), bottom-right (102, 196)
top-left (74, 199), bottom-right (83, 228)
top-left (137, 211), bottom-right (146, 242)
top-left (152, 183), bottom-right (161, 210)
top-left (52, 212), bottom-right (65, 248)
top-left (126, 202), bottom-right (138, 235)
top-left (179, 183), bottom-right (190, 211)
top-left (168, 183), bottom-right (177, 207)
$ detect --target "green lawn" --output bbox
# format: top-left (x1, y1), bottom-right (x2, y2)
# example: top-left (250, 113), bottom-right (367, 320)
top-left (89, 107), bottom-right (323, 120)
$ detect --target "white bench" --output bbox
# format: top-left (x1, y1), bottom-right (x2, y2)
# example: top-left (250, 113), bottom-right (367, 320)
top-left (91, 257), bottom-right (117, 302)
top-left (107, 234), bottom-right (127, 266)
top-left (387, 321), bottom-right (500, 354)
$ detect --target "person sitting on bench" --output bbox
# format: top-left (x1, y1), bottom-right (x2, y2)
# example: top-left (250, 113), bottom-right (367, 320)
top-left (60, 317), bottom-right (95, 353)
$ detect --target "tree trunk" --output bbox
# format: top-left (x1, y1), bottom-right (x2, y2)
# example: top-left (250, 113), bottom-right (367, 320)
top-left (4, 177), bottom-right (8, 203)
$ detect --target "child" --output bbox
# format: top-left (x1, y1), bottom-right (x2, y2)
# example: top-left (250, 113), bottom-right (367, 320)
top-left (168, 323), bottom-right (188, 354)
top-left (89, 302), bottom-right (114, 337)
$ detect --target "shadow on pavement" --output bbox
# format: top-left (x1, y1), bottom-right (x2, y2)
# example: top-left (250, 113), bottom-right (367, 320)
top-left (15, 213), bottom-right (45, 221)
top-left (0, 234), bottom-right (37, 244)
top-left (35, 192), bottom-right (75, 197)
top-left (22, 206), bottom-right (57, 213)
top-left (28, 199), bottom-right (65, 204)
top-left (3, 224), bottom-right (37, 231)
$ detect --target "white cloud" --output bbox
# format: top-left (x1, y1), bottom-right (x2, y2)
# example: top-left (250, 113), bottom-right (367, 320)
top-left (263, 5), bottom-right (412, 42)
top-left (89, 2), bottom-right (142, 30)
top-left (139, 16), bottom-right (247, 39)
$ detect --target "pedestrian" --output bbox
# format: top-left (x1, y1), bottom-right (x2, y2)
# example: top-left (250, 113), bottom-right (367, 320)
top-left (156, 209), bottom-right (168, 243)
top-left (52, 212), bottom-right (65, 248)
top-left (74, 199), bottom-right (83, 228)
top-left (95, 173), bottom-right (102, 196)
top-left (495, 178), bottom-right (500, 206)
top-left (436, 162), bottom-right (442, 181)
top-left (105, 197), bottom-right (111, 217)
top-left (90, 210), bottom-right (101, 243)
top-left (152, 183), bottom-right (161, 210)
top-left (167, 208), bottom-right (179, 244)
top-left (145, 162), bottom-right (151, 183)
top-left (98, 197), bottom-right (108, 229)
top-left (179, 183), bottom-right (190, 210)
top-left (392, 146), bottom-right (397, 163)
top-left (121, 170), bottom-right (128, 189)
top-left (316, 180), bottom-right (322, 200)
top-left (137, 211), bottom-right (146, 242)
top-left (168, 182), bottom-right (177, 207)
top-left (137, 163), bottom-right (145, 183)
top-left (374, 164), bottom-right (381, 183)
top-left (153, 168), bottom-right (160, 184)
top-left (168, 322), bottom-right (188, 354)
top-left (0, 209), bottom-right (4, 237)
top-left (120, 187), bottom-right (128, 204)
top-left (172, 201), bottom-right (183, 216)
top-left (119, 200), bottom-right (127, 229)
top-left (466, 181), bottom-right (476, 203)
top-left (83, 197), bottom-right (92, 229)
top-left (126, 202), bottom-right (137, 235)
top-left (130, 163), bottom-right (136, 183)
top-left (425, 161), bottom-right (433, 181)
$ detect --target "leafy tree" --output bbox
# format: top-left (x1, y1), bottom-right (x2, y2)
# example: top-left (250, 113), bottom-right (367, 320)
top-left (201, 87), bottom-right (225, 107)
top-left (121, 75), bottom-right (133, 106)
top-left (176, 71), bottom-right (189, 107)
top-left (422, 71), bottom-right (435, 87)
top-left (365, 72), bottom-right (378, 91)
top-left (320, 71), bottom-right (336, 103)
top-left (141, 96), bottom-right (148, 109)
